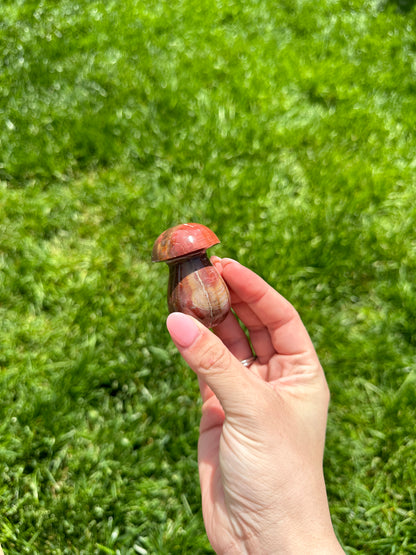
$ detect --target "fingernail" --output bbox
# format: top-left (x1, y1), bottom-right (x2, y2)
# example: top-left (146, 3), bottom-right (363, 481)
top-left (166, 312), bottom-right (201, 348)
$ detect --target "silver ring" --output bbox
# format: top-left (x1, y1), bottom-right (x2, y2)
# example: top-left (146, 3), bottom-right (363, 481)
top-left (240, 355), bottom-right (257, 367)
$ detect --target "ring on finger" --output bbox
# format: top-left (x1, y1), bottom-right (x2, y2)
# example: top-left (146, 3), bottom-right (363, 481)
top-left (239, 355), bottom-right (257, 367)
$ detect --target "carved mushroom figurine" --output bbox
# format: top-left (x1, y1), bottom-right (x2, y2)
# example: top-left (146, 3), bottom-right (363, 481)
top-left (152, 223), bottom-right (231, 328)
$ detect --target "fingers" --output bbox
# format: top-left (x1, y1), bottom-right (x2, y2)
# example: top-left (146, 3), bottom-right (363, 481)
top-left (227, 301), bottom-right (276, 364)
top-left (212, 256), bottom-right (274, 364)
top-left (213, 310), bottom-right (253, 361)
top-left (220, 258), bottom-right (316, 357)
top-left (166, 312), bottom-right (258, 412)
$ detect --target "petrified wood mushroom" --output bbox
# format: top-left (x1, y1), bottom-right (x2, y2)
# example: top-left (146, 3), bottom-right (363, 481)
top-left (152, 223), bottom-right (231, 328)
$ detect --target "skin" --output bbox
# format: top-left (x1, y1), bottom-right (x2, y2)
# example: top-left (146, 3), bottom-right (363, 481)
top-left (166, 258), bottom-right (344, 554)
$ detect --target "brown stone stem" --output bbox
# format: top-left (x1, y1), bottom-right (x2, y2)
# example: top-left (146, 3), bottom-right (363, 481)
top-left (167, 252), bottom-right (231, 328)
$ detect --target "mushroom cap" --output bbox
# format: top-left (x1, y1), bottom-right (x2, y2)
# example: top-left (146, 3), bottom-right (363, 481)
top-left (152, 223), bottom-right (220, 262)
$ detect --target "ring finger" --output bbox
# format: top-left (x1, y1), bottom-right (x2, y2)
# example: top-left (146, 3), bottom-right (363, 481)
top-left (213, 310), bottom-right (253, 361)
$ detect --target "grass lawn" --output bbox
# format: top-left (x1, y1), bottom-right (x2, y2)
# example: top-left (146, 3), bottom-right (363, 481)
top-left (1, 0), bottom-right (416, 552)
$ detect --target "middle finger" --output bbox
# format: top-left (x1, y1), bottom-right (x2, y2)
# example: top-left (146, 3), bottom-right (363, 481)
top-left (213, 309), bottom-right (252, 361)
top-left (230, 292), bottom-right (276, 364)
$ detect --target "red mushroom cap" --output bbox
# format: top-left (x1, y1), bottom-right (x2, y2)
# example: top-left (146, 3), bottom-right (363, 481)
top-left (152, 223), bottom-right (220, 262)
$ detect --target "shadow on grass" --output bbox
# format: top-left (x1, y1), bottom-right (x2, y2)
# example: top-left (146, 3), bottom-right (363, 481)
top-left (382, 0), bottom-right (416, 12)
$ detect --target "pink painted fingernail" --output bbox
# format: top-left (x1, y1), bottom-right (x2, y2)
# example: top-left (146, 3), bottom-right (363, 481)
top-left (166, 312), bottom-right (201, 348)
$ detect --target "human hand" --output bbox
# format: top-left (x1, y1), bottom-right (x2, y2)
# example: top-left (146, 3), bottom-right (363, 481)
top-left (167, 258), bottom-right (343, 554)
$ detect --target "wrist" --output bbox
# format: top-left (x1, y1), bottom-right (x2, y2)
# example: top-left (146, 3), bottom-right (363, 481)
top-left (221, 480), bottom-right (344, 555)
top-left (222, 530), bottom-right (344, 555)
top-left (276, 530), bottom-right (344, 555)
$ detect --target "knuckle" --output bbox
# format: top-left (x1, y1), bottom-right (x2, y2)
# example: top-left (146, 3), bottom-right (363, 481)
top-left (324, 380), bottom-right (331, 404)
top-left (197, 341), bottom-right (232, 376)
top-left (289, 306), bottom-right (303, 325)
top-left (319, 373), bottom-right (331, 406)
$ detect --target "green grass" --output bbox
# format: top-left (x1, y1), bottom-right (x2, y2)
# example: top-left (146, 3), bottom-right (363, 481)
top-left (1, 0), bottom-right (416, 552)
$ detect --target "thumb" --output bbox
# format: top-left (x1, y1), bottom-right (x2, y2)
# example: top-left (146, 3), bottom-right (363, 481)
top-left (166, 312), bottom-right (257, 413)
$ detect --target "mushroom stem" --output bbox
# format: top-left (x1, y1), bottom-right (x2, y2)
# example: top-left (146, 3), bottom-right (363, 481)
top-left (167, 251), bottom-right (231, 328)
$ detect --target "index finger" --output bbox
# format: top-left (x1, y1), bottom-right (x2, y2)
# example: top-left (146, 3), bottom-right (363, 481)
top-left (220, 258), bottom-right (316, 357)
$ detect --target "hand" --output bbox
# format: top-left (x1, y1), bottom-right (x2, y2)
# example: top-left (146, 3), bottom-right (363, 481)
top-left (167, 258), bottom-right (343, 554)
